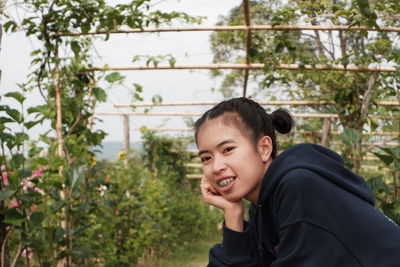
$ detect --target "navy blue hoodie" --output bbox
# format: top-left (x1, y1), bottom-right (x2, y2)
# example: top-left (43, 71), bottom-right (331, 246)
top-left (208, 143), bottom-right (400, 266)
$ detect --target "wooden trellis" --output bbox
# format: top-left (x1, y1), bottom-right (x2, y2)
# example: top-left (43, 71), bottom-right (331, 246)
top-left (59, 1), bottom-right (400, 169)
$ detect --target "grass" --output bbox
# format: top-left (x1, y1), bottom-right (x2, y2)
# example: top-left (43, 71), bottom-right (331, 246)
top-left (139, 234), bottom-right (221, 267)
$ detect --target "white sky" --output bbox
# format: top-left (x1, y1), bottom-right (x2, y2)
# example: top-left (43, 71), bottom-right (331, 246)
top-left (0, 0), bottom-right (243, 142)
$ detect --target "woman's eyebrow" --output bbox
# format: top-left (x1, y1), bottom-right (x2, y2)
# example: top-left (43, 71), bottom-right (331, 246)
top-left (198, 139), bottom-right (235, 156)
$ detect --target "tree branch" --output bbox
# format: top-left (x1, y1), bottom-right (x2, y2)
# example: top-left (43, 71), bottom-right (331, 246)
top-left (359, 72), bottom-right (379, 128)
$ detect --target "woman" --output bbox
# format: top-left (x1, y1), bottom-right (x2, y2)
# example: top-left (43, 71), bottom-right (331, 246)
top-left (195, 97), bottom-right (400, 267)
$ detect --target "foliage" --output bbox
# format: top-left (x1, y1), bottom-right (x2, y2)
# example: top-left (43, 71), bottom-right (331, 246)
top-left (367, 146), bottom-right (400, 224)
top-left (0, 1), bottom-right (206, 266)
top-left (210, 0), bottom-right (400, 170)
top-left (81, 134), bottom-right (220, 266)
top-left (141, 128), bottom-right (192, 185)
top-left (0, 114), bottom-right (220, 266)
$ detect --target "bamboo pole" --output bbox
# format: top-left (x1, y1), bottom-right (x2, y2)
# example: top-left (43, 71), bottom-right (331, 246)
top-left (123, 115), bottom-right (130, 167)
top-left (54, 48), bottom-right (68, 267)
top-left (242, 0), bottom-right (251, 97)
top-left (133, 127), bottom-right (193, 132)
top-left (137, 127), bottom-right (399, 136)
top-left (321, 118), bottom-right (331, 147)
top-left (95, 111), bottom-right (396, 120)
top-left (114, 100), bottom-right (399, 107)
top-left (56, 25), bottom-right (400, 37)
top-left (185, 162), bottom-right (394, 178)
top-left (0, 20), bottom-right (9, 267)
top-left (88, 63), bottom-right (397, 72)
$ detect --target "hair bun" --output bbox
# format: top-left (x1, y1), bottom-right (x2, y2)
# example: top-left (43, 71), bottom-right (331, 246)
top-left (270, 108), bottom-right (294, 134)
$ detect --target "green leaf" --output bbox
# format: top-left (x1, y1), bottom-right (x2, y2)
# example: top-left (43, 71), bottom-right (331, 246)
top-left (0, 190), bottom-right (15, 201)
top-left (5, 92), bottom-right (26, 104)
top-left (92, 87), bottom-right (107, 102)
top-left (66, 246), bottom-right (92, 259)
top-left (24, 120), bottom-right (42, 129)
top-left (378, 147), bottom-right (400, 161)
top-left (0, 117), bottom-right (14, 124)
top-left (70, 41), bottom-right (81, 57)
top-left (133, 83), bottom-right (143, 93)
top-left (263, 60), bottom-right (275, 72)
top-left (3, 20), bottom-right (18, 32)
top-left (81, 24), bottom-right (90, 34)
top-left (51, 200), bottom-right (68, 212)
top-left (4, 210), bottom-right (25, 224)
top-left (372, 152), bottom-right (394, 166)
top-left (49, 188), bottom-right (61, 201)
top-left (394, 160), bottom-right (400, 171)
top-left (340, 128), bottom-right (362, 147)
top-left (27, 105), bottom-right (48, 114)
top-left (151, 95), bottom-right (163, 105)
top-left (68, 223), bottom-right (92, 236)
top-left (31, 211), bottom-right (45, 226)
top-left (5, 108), bottom-right (23, 123)
top-left (67, 165), bottom-right (87, 190)
top-left (53, 227), bottom-right (66, 243)
top-left (168, 57), bottom-right (176, 67)
top-left (104, 72), bottom-right (125, 83)
top-left (28, 146), bottom-right (43, 157)
top-left (10, 154), bottom-right (25, 169)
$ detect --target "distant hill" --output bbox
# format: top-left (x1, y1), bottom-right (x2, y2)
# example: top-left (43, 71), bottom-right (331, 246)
top-left (93, 141), bottom-right (142, 160)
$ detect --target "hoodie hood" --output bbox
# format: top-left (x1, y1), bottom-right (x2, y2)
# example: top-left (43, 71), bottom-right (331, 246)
top-left (257, 143), bottom-right (375, 206)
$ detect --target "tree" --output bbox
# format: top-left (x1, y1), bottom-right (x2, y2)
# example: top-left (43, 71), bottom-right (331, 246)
top-left (210, 0), bottom-right (400, 171)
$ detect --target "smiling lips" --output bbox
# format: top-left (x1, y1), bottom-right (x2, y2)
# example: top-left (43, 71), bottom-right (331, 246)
top-left (217, 177), bottom-right (236, 188)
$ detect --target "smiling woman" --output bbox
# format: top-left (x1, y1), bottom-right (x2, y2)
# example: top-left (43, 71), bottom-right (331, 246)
top-left (195, 97), bottom-right (400, 267)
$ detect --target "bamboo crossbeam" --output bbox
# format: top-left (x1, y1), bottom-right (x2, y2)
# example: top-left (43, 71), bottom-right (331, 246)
top-left (89, 64), bottom-right (397, 72)
top-left (185, 156), bottom-right (388, 168)
top-left (177, 151), bottom-right (397, 160)
top-left (186, 174), bottom-right (204, 179)
top-left (96, 111), bottom-right (203, 116)
top-left (56, 25), bottom-right (400, 37)
top-left (137, 127), bottom-right (399, 137)
top-left (115, 100), bottom-right (399, 107)
top-left (296, 130), bottom-right (399, 136)
top-left (96, 111), bottom-right (396, 120)
top-left (186, 162), bottom-right (394, 178)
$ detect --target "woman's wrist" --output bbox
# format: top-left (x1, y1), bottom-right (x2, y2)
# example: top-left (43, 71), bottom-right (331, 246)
top-left (224, 205), bottom-right (244, 232)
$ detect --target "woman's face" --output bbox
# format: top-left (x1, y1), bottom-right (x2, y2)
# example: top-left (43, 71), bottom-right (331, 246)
top-left (197, 117), bottom-right (271, 203)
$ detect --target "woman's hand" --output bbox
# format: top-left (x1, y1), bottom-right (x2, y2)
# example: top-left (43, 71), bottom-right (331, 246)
top-left (200, 177), bottom-right (244, 232)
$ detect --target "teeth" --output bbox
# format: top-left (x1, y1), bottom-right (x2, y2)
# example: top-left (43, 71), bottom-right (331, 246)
top-left (218, 177), bottom-right (236, 187)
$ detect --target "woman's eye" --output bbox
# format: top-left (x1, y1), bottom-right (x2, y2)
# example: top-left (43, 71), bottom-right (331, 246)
top-left (201, 156), bottom-right (211, 163)
top-left (223, 147), bottom-right (234, 153)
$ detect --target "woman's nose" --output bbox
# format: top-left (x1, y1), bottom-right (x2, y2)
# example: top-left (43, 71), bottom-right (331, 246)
top-left (212, 155), bottom-right (226, 174)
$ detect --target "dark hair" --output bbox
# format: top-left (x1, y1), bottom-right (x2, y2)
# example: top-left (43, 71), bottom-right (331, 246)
top-left (194, 97), bottom-right (294, 158)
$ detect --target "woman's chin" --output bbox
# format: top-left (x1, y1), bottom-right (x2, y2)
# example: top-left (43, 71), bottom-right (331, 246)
top-left (222, 193), bottom-right (242, 203)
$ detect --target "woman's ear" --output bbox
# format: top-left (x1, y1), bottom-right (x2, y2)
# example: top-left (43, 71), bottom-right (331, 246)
top-left (258, 136), bottom-right (272, 162)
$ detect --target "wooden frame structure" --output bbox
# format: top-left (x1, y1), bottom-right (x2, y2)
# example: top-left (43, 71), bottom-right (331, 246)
top-left (64, 1), bottom-right (399, 170)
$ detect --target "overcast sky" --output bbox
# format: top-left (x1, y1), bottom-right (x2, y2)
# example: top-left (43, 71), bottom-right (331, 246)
top-left (0, 0), bottom-right (243, 142)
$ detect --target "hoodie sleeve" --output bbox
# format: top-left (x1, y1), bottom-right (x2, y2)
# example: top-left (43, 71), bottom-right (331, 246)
top-left (207, 221), bottom-right (263, 267)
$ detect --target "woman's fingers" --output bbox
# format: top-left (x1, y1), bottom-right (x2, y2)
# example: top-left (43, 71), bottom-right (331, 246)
top-left (200, 177), bottom-right (230, 209)
top-left (209, 184), bottom-right (218, 195)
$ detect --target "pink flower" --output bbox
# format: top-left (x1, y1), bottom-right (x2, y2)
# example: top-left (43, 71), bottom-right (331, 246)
top-left (33, 187), bottom-right (45, 195)
top-left (31, 168), bottom-right (43, 179)
top-left (97, 185), bottom-right (107, 197)
top-left (22, 180), bottom-right (35, 191)
top-left (30, 205), bottom-right (37, 212)
top-left (2, 172), bottom-right (9, 186)
top-left (22, 247), bottom-right (33, 260)
top-left (11, 201), bottom-right (19, 208)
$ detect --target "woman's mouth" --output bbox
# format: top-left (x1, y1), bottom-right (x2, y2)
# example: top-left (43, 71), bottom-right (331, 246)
top-left (217, 177), bottom-right (236, 188)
